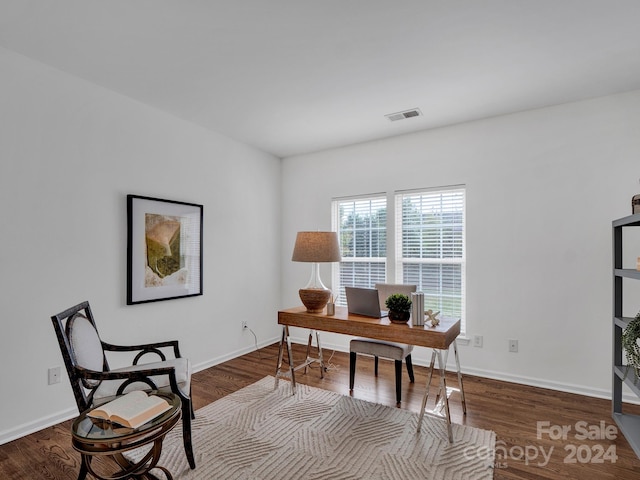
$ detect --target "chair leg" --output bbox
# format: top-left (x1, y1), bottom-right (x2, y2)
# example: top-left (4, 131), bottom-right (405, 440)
top-left (182, 400), bottom-right (196, 469)
top-left (374, 356), bottom-right (379, 376)
top-left (349, 351), bottom-right (356, 391)
top-left (77, 459), bottom-right (88, 480)
top-left (395, 359), bottom-right (402, 404)
top-left (405, 354), bottom-right (415, 383)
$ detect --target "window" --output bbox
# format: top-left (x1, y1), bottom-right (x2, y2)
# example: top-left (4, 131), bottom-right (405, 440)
top-left (396, 187), bottom-right (466, 332)
top-left (332, 186), bottom-right (466, 333)
top-left (331, 195), bottom-right (387, 304)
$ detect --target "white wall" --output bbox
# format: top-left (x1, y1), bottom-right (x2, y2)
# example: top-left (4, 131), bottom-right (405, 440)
top-left (4, 42), bottom-right (640, 445)
top-left (281, 89), bottom-right (640, 400)
top-left (0, 48), bottom-right (282, 443)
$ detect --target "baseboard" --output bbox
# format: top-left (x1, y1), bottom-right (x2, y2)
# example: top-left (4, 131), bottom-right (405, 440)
top-left (0, 334), bottom-right (281, 446)
top-left (293, 335), bottom-right (640, 406)
top-left (458, 365), bottom-right (640, 404)
top-left (3, 333), bottom-right (635, 445)
top-left (192, 334), bottom-right (280, 372)
top-left (0, 407), bottom-right (77, 445)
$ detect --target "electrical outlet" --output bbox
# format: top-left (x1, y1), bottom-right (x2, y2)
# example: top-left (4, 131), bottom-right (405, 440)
top-left (241, 321), bottom-right (248, 331)
top-left (473, 335), bottom-right (483, 348)
top-left (509, 339), bottom-right (519, 353)
top-left (48, 366), bottom-right (61, 385)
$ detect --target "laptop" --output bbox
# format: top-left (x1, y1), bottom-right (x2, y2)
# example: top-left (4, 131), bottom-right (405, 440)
top-left (345, 287), bottom-right (389, 318)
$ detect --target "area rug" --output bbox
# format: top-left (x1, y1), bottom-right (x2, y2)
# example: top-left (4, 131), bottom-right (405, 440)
top-left (134, 376), bottom-right (495, 479)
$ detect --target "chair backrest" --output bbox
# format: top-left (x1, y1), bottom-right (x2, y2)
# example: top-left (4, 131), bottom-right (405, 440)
top-left (51, 301), bottom-right (108, 412)
top-left (375, 283), bottom-right (417, 311)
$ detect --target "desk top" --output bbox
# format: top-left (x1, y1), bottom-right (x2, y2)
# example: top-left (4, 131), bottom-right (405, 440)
top-left (278, 306), bottom-right (460, 350)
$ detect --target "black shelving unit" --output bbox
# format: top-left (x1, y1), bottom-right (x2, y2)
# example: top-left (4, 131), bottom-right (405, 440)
top-left (613, 213), bottom-right (640, 458)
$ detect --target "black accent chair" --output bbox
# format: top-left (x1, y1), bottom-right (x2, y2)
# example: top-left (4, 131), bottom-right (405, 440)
top-left (51, 301), bottom-right (196, 477)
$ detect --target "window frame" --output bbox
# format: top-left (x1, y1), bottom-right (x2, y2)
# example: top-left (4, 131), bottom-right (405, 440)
top-left (394, 186), bottom-right (466, 333)
top-left (331, 185), bottom-right (466, 335)
top-left (331, 193), bottom-right (388, 305)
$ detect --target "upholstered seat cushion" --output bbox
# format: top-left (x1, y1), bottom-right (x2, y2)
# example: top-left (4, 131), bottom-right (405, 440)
top-left (93, 357), bottom-right (192, 401)
top-left (67, 314), bottom-right (106, 388)
top-left (350, 338), bottom-right (413, 360)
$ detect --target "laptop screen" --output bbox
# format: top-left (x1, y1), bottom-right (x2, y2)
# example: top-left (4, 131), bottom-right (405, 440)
top-left (345, 287), bottom-right (388, 318)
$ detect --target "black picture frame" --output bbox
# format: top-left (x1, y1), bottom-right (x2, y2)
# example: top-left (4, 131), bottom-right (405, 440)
top-left (127, 194), bottom-right (203, 305)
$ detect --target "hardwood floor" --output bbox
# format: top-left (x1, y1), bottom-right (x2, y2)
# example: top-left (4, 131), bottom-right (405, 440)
top-left (2, 343), bottom-right (640, 479)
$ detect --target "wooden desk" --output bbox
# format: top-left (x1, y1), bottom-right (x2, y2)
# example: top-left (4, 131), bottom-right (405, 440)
top-left (278, 305), bottom-right (460, 348)
top-left (275, 306), bottom-right (466, 442)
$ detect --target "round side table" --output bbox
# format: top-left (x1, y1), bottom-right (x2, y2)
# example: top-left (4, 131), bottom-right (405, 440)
top-left (71, 391), bottom-right (181, 480)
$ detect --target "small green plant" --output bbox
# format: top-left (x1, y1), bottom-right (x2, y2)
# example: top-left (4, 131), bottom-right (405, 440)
top-left (623, 311), bottom-right (640, 378)
top-left (385, 293), bottom-right (412, 313)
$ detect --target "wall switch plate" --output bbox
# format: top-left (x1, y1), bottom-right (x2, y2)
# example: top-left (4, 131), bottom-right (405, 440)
top-left (509, 339), bottom-right (519, 353)
top-left (48, 366), bottom-right (61, 385)
top-left (473, 335), bottom-right (483, 348)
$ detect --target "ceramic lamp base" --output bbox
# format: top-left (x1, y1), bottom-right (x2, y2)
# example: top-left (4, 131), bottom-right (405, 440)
top-left (299, 288), bottom-right (331, 313)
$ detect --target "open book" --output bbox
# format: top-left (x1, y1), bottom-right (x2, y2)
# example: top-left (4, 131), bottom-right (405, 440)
top-left (88, 391), bottom-right (172, 429)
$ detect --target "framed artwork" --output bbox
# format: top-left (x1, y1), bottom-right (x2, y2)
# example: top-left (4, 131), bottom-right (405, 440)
top-left (127, 194), bottom-right (203, 305)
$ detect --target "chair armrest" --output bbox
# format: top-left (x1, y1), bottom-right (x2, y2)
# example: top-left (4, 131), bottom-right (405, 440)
top-left (77, 365), bottom-right (176, 381)
top-left (76, 364), bottom-right (186, 402)
top-left (102, 340), bottom-right (182, 364)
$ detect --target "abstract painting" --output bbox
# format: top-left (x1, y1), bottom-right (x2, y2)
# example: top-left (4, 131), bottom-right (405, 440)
top-left (127, 195), bottom-right (203, 304)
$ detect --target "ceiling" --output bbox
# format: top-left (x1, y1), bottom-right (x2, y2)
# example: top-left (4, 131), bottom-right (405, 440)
top-left (1, 1), bottom-right (640, 158)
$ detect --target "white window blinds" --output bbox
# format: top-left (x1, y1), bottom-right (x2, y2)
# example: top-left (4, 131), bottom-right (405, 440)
top-left (331, 187), bottom-right (466, 334)
top-left (332, 195), bottom-right (387, 305)
top-left (395, 187), bottom-right (466, 331)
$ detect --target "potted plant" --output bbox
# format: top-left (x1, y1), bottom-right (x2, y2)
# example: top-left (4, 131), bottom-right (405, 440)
top-left (623, 311), bottom-right (640, 378)
top-left (385, 294), bottom-right (412, 323)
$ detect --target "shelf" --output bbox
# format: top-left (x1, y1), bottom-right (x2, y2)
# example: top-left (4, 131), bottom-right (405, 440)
top-left (613, 214), bottom-right (640, 459)
top-left (613, 213), bottom-right (640, 228)
top-left (614, 269), bottom-right (640, 280)
top-left (614, 365), bottom-right (640, 397)
top-left (613, 413), bottom-right (640, 459)
top-left (615, 316), bottom-right (635, 329)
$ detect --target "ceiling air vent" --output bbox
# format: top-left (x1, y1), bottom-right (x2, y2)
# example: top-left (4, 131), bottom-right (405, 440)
top-left (385, 108), bottom-right (422, 122)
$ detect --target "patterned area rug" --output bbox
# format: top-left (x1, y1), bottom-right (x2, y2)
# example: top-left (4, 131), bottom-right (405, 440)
top-left (135, 376), bottom-right (495, 479)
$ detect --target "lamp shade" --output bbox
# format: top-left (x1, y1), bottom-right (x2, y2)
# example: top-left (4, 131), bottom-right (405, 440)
top-left (291, 231), bottom-right (341, 263)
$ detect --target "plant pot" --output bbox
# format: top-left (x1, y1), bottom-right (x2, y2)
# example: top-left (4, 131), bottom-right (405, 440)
top-left (388, 310), bottom-right (410, 324)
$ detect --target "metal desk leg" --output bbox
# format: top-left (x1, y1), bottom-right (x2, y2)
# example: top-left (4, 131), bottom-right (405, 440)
top-left (453, 339), bottom-right (467, 414)
top-left (304, 330), bottom-right (313, 374)
top-left (302, 329), bottom-right (325, 378)
top-left (433, 341), bottom-right (466, 416)
top-left (285, 326), bottom-right (296, 393)
top-left (436, 349), bottom-right (454, 443)
top-left (417, 349), bottom-right (454, 443)
top-left (274, 326), bottom-right (286, 390)
top-left (436, 347), bottom-right (450, 404)
top-left (274, 325), bottom-right (297, 394)
top-left (315, 330), bottom-right (325, 379)
top-left (417, 350), bottom-right (437, 432)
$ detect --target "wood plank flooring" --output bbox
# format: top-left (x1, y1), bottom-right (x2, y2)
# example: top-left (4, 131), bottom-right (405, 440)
top-left (2, 342), bottom-right (640, 479)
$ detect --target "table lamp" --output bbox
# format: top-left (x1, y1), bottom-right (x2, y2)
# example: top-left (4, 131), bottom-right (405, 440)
top-left (291, 231), bottom-right (341, 313)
